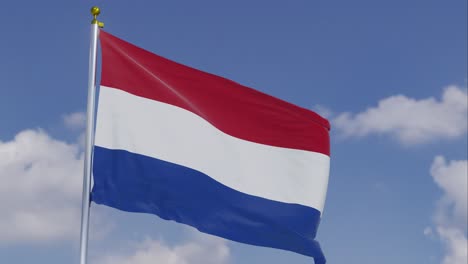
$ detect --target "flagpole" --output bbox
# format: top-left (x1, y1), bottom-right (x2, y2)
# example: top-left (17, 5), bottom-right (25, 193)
top-left (79, 6), bottom-right (103, 264)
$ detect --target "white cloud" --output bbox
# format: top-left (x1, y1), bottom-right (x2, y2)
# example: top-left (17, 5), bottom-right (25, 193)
top-left (333, 85), bottom-right (467, 144)
top-left (424, 227), bottom-right (434, 237)
top-left (95, 234), bottom-right (230, 264)
top-left (430, 156), bottom-right (467, 264)
top-left (313, 104), bottom-right (333, 119)
top-left (0, 129), bottom-right (83, 243)
top-left (431, 156), bottom-right (468, 227)
top-left (436, 227), bottom-right (467, 264)
top-left (63, 112), bottom-right (86, 130)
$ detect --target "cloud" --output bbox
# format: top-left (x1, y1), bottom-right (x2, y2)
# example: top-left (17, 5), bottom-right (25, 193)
top-left (431, 156), bottom-right (468, 227)
top-left (63, 112), bottom-right (86, 130)
top-left (436, 227), bottom-right (467, 264)
top-left (313, 105), bottom-right (333, 119)
top-left (333, 85), bottom-right (468, 144)
top-left (95, 234), bottom-right (230, 264)
top-left (430, 156), bottom-right (467, 264)
top-left (0, 129), bottom-right (83, 243)
top-left (63, 111), bottom-right (87, 148)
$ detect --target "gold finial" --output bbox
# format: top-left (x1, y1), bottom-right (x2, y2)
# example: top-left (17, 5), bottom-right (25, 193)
top-left (91, 6), bottom-right (100, 16)
top-left (90, 6), bottom-right (104, 28)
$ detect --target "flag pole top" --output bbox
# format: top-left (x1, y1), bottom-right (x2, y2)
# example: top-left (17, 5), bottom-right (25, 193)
top-left (90, 6), bottom-right (104, 28)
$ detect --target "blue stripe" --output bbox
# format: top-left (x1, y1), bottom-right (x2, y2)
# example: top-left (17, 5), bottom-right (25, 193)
top-left (92, 146), bottom-right (326, 263)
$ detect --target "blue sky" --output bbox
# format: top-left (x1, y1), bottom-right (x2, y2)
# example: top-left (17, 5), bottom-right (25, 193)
top-left (0, 1), bottom-right (466, 264)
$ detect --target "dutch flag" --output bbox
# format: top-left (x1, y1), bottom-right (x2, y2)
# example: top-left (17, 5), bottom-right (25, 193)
top-left (92, 30), bottom-right (331, 264)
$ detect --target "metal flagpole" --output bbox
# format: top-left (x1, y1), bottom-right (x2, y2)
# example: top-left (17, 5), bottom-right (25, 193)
top-left (79, 6), bottom-right (103, 264)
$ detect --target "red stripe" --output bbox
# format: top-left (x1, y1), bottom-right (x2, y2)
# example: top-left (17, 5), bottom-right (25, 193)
top-left (99, 30), bottom-right (330, 155)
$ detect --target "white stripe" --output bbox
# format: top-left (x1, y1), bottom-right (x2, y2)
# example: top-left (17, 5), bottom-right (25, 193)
top-left (95, 86), bottom-right (330, 212)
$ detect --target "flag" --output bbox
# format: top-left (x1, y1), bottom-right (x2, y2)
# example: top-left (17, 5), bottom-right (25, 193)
top-left (92, 30), bottom-right (330, 263)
